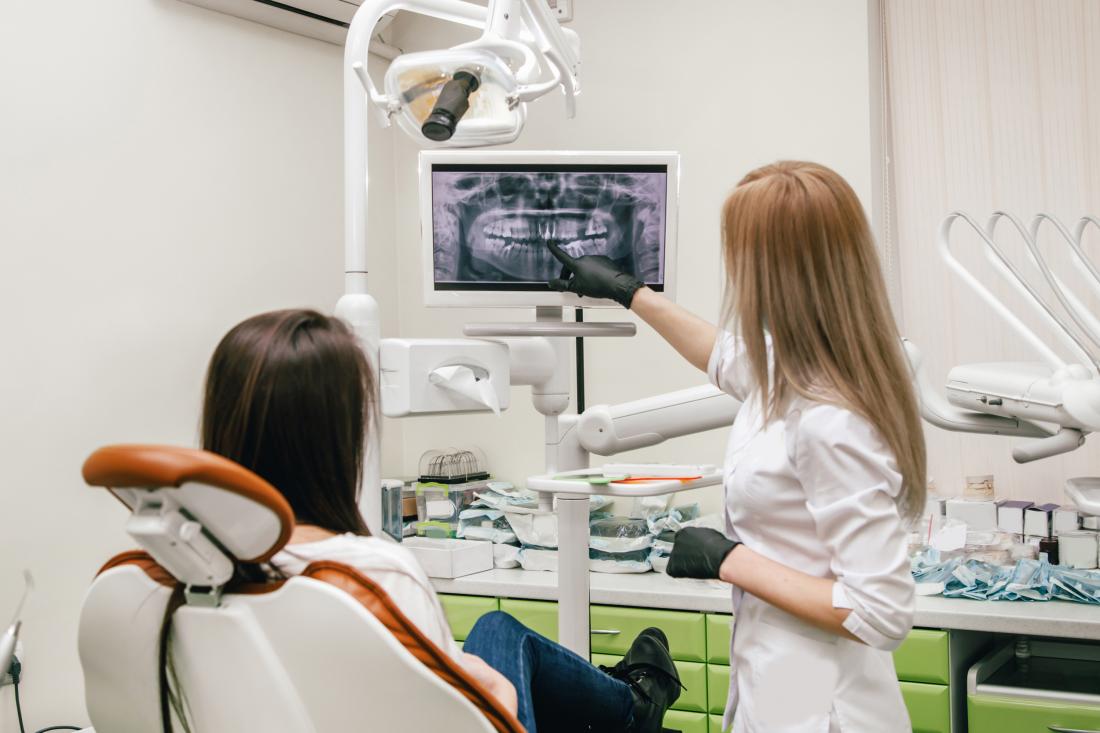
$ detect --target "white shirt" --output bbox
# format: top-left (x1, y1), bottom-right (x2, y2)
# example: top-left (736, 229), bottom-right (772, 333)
top-left (271, 534), bottom-right (463, 661)
top-left (708, 330), bottom-right (914, 733)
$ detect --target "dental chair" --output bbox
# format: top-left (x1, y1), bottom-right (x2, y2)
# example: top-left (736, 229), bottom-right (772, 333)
top-left (78, 445), bottom-right (523, 733)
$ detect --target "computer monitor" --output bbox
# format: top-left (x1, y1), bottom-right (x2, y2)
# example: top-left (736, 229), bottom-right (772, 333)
top-left (420, 150), bottom-right (678, 307)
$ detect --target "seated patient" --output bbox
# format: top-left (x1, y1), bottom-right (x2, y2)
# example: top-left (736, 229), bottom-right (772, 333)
top-left (200, 308), bottom-right (682, 733)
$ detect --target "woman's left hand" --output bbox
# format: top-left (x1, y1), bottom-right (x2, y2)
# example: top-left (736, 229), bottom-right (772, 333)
top-left (666, 527), bottom-right (741, 580)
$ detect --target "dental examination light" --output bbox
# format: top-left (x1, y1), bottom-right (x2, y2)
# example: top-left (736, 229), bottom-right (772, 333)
top-left (338, 0), bottom-right (581, 535)
top-left (349, 0), bottom-right (580, 148)
top-left (907, 210), bottom-right (1100, 466)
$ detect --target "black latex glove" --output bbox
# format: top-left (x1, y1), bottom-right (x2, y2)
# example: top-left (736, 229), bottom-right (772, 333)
top-left (547, 241), bottom-right (644, 309)
top-left (666, 528), bottom-right (741, 580)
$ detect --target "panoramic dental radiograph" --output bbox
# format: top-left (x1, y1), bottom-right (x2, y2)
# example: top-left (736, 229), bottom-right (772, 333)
top-left (431, 168), bottom-right (667, 289)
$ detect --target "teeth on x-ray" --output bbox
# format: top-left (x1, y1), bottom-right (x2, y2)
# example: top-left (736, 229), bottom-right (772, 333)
top-left (432, 170), bottom-right (666, 284)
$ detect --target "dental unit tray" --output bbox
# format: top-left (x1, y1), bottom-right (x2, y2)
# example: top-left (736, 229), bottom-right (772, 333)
top-left (528, 467), bottom-right (723, 497)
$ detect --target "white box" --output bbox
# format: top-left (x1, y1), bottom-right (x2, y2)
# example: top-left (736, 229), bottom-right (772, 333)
top-left (403, 537), bottom-right (494, 578)
top-left (946, 499), bottom-right (998, 530)
top-left (1025, 503), bottom-right (1059, 538)
top-left (1059, 530), bottom-right (1099, 569)
top-left (1053, 508), bottom-right (1080, 536)
top-left (997, 501), bottom-right (1034, 534)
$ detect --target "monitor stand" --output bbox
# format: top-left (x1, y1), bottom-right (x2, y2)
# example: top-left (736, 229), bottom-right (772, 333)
top-left (463, 305), bottom-right (635, 656)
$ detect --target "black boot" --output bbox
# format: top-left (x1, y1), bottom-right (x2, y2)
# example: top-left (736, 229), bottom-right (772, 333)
top-left (599, 627), bottom-right (684, 733)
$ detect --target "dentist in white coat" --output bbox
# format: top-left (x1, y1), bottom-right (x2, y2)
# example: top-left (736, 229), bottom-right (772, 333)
top-left (549, 161), bottom-right (925, 732)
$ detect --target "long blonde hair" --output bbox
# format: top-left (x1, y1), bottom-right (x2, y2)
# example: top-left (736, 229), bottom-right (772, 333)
top-left (721, 161), bottom-right (926, 522)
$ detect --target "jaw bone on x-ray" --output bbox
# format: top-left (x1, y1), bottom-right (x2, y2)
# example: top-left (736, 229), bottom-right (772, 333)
top-left (432, 169), bottom-right (667, 287)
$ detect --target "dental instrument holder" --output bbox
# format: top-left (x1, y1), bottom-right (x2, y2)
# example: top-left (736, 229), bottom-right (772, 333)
top-left (464, 306), bottom-right (637, 655)
top-left (906, 211), bottom-right (1100, 466)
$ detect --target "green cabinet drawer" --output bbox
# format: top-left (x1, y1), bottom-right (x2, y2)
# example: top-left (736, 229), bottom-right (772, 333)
top-left (591, 605), bottom-right (707, 662)
top-left (499, 599), bottom-right (558, 642)
top-left (968, 694), bottom-right (1100, 732)
top-left (707, 664), bottom-right (730, 715)
top-left (439, 595), bottom-right (499, 641)
top-left (900, 681), bottom-right (950, 733)
top-left (592, 654), bottom-right (707, 713)
top-left (706, 614), bottom-right (733, 664)
top-left (709, 713), bottom-right (730, 733)
top-left (665, 709), bottom-right (708, 733)
top-left (893, 628), bottom-right (950, 684)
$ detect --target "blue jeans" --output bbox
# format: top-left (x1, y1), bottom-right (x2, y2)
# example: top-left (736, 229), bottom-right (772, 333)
top-left (463, 611), bottom-right (636, 733)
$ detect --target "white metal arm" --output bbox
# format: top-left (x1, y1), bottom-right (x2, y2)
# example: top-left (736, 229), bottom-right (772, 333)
top-left (939, 211), bottom-right (1087, 369)
top-left (575, 385), bottom-right (741, 456)
top-left (1028, 213), bottom-right (1100, 351)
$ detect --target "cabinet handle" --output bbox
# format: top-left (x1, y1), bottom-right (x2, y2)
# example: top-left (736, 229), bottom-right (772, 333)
top-left (1049, 727), bottom-right (1100, 732)
top-left (591, 629), bottom-right (621, 635)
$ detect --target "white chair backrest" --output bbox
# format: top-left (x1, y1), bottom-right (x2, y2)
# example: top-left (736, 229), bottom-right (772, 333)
top-left (79, 565), bottom-right (498, 732)
top-left (78, 445), bottom-right (506, 733)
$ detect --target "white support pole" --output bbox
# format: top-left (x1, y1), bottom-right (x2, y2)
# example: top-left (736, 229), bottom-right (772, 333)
top-left (340, 2), bottom-right (384, 534)
top-left (529, 305), bottom-right (593, 656)
top-left (339, 0), bottom-right (492, 534)
top-left (556, 493), bottom-right (591, 657)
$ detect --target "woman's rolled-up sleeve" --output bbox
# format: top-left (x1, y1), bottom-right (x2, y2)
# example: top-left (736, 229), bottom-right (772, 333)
top-left (707, 330), bottom-right (759, 401)
top-left (790, 404), bottom-right (915, 651)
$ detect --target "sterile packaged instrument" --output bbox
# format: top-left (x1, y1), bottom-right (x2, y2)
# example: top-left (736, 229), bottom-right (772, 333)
top-left (456, 508), bottom-right (518, 545)
top-left (588, 517), bottom-right (653, 554)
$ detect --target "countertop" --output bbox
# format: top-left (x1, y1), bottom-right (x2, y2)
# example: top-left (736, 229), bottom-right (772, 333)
top-left (432, 569), bottom-right (1100, 641)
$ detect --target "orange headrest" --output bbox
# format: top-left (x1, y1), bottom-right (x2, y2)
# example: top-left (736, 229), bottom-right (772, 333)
top-left (84, 445), bottom-right (295, 563)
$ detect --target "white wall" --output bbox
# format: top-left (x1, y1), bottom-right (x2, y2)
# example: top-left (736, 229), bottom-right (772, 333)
top-left (0, 1), bottom-right (874, 723)
top-left (388, 0), bottom-right (874, 513)
top-left (0, 1), bottom-right (397, 724)
top-left (885, 0), bottom-right (1100, 502)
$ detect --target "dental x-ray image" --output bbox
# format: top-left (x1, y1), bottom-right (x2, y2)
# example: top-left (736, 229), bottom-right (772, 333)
top-left (431, 165), bottom-right (667, 291)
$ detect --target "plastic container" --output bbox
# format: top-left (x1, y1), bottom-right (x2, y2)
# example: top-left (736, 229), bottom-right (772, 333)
top-left (403, 537), bottom-right (494, 578)
top-left (414, 479), bottom-right (487, 532)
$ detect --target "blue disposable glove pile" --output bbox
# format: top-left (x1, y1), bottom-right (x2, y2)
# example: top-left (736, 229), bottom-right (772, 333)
top-left (911, 548), bottom-right (1100, 604)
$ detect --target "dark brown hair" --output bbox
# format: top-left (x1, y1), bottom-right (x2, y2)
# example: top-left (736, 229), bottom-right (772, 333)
top-left (201, 308), bottom-right (375, 535)
top-left (161, 310), bottom-right (377, 731)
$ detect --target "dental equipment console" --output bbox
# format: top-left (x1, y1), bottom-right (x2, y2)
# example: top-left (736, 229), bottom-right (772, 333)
top-left (907, 210), bottom-right (1100, 521)
top-left (342, 0), bottom-right (738, 655)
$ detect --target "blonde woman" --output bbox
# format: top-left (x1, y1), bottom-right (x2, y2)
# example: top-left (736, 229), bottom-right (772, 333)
top-left (549, 161), bottom-right (924, 732)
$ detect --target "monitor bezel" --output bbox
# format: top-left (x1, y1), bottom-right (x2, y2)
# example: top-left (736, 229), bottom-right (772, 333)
top-left (419, 150), bottom-right (680, 308)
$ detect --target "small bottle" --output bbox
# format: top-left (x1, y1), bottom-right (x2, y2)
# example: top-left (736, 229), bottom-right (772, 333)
top-left (1015, 637), bottom-right (1031, 677)
top-left (1039, 537), bottom-right (1060, 565)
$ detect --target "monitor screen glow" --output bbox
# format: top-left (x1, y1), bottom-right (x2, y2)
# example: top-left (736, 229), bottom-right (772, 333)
top-left (421, 152), bottom-right (677, 308)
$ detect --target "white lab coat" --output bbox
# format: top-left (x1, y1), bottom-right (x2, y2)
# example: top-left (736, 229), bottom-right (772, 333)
top-left (708, 331), bottom-right (915, 733)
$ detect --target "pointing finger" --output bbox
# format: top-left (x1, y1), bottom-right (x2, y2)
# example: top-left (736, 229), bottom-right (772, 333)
top-left (547, 241), bottom-right (576, 268)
